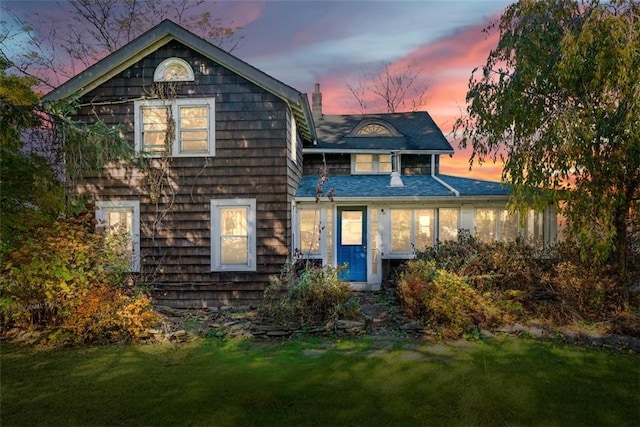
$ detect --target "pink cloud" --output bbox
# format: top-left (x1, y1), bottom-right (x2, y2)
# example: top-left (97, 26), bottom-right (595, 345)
top-left (218, 2), bottom-right (264, 28)
top-left (316, 16), bottom-right (504, 182)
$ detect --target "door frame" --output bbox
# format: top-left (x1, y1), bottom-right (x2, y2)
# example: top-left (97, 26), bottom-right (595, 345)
top-left (336, 206), bottom-right (368, 282)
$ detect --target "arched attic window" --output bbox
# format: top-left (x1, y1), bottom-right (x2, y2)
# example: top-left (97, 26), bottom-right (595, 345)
top-left (154, 57), bottom-right (195, 82)
top-left (357, 123), bottom-right (392, 136)
top-left (351, 120), bottom-right (400, 137)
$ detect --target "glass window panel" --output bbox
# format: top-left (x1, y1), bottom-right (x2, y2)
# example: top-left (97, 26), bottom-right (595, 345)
top-left (104, 209), bottom-right (134, 261)
top-left (300, 209), bottom-right (320, 254)
top-left (499, 210), bottom-right (519, 241)
top-left (476, 209), bottom-right (496, 242)
top-left (142, 132), bottom-right (167, 151)
top-left (357, 124), bottom-right (391, 135)
top-left (379, 155), bottom-right (392, 173)
top-left (221, 236), bottom-right (248, 264)
top-left (181, 116), bottom-right (207, 128)
top-left (143, 107), bottom-right (168, 125)
top-left (179, 107), bottom-right (208, 152)
top-left (438, 208), bottom-right (459, 242)
top-left (391, 209), bottom-right (412, 252)
top-left (142, 107), bottom-right (168, 151)
top-left (341, 211), bottom-right (363, 245)
top-left (181, 131), bottom-right (208, 140)
top-left (181, 106), bottom-right (206, 117)
top-left (415, 209), bottom-right (434, 250)
top-left (163, 64), bottom-right (189, 80)
top-left (221, 208), bottom-right (247, 235)
top-left (181, 106), bottom-right (207, 122)
top-left (525, 210), bottom-right (543, 242)
top-left (143, 122), bottom-right (168, 131)
top-left (181, 138), bottom-right (208, 152)
top-left (355, 154), bottom-right (373, 173)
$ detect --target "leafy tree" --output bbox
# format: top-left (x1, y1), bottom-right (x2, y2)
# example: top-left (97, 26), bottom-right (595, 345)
top-left (454, 0), bottom-right (640, 293)
top-left (0, 54), bottom-right (63, 251)
top-left (1, 0), bottom-right (241, 89)
top-left (0, 53), bottom-right (134, 251)
top-left (347, 61), bottom-right (429, 113)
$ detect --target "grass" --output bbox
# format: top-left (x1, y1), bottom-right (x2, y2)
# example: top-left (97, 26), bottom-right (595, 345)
top-left (1, 336), bottom-right (639, 426)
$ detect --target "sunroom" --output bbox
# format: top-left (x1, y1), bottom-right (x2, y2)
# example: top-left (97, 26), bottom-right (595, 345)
top-left (293, 175), bottom-right (558, 290)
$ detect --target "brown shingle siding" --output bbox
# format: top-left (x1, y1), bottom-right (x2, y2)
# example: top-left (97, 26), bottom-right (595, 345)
top-left (74, 41), bottom-right (296, 307)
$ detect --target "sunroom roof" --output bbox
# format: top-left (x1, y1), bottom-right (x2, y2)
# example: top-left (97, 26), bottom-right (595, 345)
top-left (296, 174), bottom-right (511, 199)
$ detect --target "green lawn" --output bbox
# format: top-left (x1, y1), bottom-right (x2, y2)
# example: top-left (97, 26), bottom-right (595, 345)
top-left (1, 336), bottom-right (638, 426)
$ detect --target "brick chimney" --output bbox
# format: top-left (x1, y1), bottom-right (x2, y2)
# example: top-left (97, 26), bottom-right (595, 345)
top-left (312, 83), bottom-right (322, 118)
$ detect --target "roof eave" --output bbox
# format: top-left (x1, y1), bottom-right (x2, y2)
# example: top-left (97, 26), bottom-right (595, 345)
top-left (302, 148), bottom-right (455, 155)
top-left (40, 20), bottom-right (315, 140)
top-left (295, 195), bottom-right (510, 203)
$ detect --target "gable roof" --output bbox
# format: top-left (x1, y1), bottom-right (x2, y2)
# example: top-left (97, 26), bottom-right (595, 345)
top-left (41, 19), bottom-right (316, 142)
top-left (307, 112), bottom-right (454, 154)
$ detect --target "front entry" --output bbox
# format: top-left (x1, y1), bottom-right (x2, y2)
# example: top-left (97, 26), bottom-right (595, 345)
top-left (337, 206), bottom-right (367, 282)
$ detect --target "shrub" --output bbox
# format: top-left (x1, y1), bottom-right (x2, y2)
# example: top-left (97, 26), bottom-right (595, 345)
top-left (0, 211), bottom-right (158, 345)
top-left (57, 286), bottom-right (158, 345)
top-left (261, 260), bottom-right (361, 327)
top-left (414, 235), bottom-right (631, 329)
top-left (538, 242), bottom-right (622, 323)
top-left (397, 259), bottom-right (501, 338)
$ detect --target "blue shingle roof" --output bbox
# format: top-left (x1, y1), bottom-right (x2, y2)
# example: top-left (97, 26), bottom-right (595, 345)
top-left (296, 174), bottom-right (511, 199)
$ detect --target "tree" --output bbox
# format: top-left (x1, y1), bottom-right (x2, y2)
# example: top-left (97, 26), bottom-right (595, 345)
top-left (0, 0), bottom-right (241, 89)
top-left (0, 52), bottom-right (134, 251)
top-left (454, 0), bottom-right (639, 294)
top-left (347, 61), bottom-right (429, 113)
top-left (0, 54), bottom-right (63, 251)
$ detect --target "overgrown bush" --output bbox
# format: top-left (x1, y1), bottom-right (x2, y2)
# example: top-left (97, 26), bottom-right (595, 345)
top-left (397, 259), bottom-right (502, 337)
top-left (405, 234), bottom-right (633, 335)
top-left (537, 242), bottom-right (622, 324)
top-left (417, 230), bottom-right (546, 294)
top-left (0, 211), bottom-right (158, 345)
top-left (261, 260), bottom-right (361, 327)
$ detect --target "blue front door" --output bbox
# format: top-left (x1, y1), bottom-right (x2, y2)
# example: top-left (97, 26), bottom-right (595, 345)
top-left (337, 207), bottom-right (367, 282)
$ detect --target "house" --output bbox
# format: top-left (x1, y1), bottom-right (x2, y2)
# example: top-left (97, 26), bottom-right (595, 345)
top-left (42, 20), bottom-right (558, 308)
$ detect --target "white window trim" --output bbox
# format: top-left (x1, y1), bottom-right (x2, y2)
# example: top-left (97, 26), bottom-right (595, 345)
top-left (290, 114), bottom-right (298, 163)
top-left (295, 206), bottom-right (324, 258)
top-left (351, 153), bottom-right (393, 175)
top-left (384, 208), bottom-right (423, 258)
top-left (95, 200), bottom-right (141, 272)
top-left (134, 98), bottom-right (215, 157)
top-left (436, 207), bottom-right (460, 243)
top-left (211, 199), bottom-right (257, 272)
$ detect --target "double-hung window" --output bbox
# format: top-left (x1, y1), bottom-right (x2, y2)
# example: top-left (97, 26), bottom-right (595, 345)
top-left (134, 98), bottom-right (215, 157)
top-left (95, 201), bottom-right (140, 272)
top-left (211, 199), bottom-right (256, 272)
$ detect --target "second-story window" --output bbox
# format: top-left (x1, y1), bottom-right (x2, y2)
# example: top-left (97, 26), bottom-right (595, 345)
top-left (352, 154), bottom-right (392, 174)
top-left (134, 98), bottom-right (215, 157)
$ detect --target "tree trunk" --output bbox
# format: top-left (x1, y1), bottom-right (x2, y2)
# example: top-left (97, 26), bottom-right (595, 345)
top-left (613, 202), bottom-right (630, 308)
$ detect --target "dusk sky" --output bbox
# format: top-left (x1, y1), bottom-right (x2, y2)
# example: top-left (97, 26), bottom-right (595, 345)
top-left (2, 0), bottom-right (513, 180)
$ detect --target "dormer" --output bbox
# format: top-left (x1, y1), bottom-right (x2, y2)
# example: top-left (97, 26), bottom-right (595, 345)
top-left (350, 119), bottom-right (401, 137)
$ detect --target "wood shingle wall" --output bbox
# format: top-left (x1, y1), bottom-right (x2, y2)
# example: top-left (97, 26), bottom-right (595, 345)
top-left (75, 41), bottom-right (298, 308)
